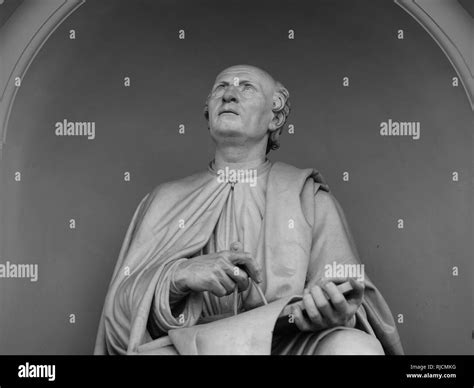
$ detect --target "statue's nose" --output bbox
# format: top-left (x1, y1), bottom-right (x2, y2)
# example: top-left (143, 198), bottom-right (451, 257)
top-left (222, 86), bottom-right (239, 103)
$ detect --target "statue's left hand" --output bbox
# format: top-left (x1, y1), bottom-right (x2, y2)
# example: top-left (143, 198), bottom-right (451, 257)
top-left (291, 277), bottom-right (364, 332)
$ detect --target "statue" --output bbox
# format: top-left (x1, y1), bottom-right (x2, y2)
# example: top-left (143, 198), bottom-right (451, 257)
top-left (94, 65), bottom-right (403, 355)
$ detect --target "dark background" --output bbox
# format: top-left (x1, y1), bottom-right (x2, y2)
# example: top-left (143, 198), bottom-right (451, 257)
top-left (0, 0), bottom-right (472, 354)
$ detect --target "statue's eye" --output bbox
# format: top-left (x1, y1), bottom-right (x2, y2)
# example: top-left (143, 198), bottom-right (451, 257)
top-left (212, 85), bottom-right (225, 95)
top-left (242, 83), bottom-right (254, 91)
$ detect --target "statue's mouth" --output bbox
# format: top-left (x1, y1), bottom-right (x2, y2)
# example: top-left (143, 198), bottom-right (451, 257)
top-left (219, 109), bottom-right (239, 116)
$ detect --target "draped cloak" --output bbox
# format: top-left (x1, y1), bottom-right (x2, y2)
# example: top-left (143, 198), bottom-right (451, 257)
top-left (94, 161), bottom-right (404, 355)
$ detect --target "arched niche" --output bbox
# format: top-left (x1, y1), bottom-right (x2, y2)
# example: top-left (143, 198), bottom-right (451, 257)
top-left (395, 0), bottom-right (473, 110)
top-left (0, 0), bottom-right (86, 155)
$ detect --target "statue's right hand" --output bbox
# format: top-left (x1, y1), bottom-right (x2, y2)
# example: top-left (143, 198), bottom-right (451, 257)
top-left (172, 251), bottom-right (263, 297)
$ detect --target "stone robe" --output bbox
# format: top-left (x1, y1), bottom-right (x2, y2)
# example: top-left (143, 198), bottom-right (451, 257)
top-left (94, 160), bottom-right (403, 355)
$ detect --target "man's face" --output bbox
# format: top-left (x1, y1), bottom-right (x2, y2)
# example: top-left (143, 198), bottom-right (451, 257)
top-left (208, 66), bottom-right (276, 146)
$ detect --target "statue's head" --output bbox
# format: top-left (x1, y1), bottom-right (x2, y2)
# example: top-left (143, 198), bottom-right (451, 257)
top-left (204, 65), bottom-right (290, 154)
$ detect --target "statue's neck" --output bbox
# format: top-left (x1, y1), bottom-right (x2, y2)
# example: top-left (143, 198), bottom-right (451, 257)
top-left (211, 157), bottom-right (268, 172)
top-left (213, 141), bottom-right (267, 171)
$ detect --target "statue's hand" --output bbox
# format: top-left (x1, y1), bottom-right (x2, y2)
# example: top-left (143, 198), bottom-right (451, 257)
top-left (291, 277), bottom-right (364, 332)
top-left (172, 250), bottom-right (263, 297)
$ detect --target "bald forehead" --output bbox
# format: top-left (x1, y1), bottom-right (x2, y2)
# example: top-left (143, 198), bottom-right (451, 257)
top-left (214, 65), bottom-right (276, 90)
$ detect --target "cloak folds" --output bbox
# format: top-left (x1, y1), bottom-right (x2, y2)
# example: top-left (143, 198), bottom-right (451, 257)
top-left (94, 162), bottom-right (403, 355)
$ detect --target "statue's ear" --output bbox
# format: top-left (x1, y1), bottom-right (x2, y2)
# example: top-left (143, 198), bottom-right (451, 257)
top-left (269, 92), bottom-right (287, 131)
top-left (269, 111), bottom-right (286, 131)
top-left (268, 116), bottom-right (278, 131)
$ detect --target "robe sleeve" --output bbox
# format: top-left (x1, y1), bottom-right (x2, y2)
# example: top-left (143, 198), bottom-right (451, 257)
top-left (306, 189), bottom-right (361, 283)
top-left (305, 188), bottom-right (404, 355)
top-left (100, 192), bottom-right (204, 352)
top-left (147, 258), bottom-right (203, 338)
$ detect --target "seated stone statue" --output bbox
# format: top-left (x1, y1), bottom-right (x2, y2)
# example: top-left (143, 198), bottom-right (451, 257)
top-left (94, 65), bottom-right (403, 355)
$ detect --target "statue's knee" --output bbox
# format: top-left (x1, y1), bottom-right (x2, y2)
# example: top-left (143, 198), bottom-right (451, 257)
top-left (316, 329), bottom-right (385, 355)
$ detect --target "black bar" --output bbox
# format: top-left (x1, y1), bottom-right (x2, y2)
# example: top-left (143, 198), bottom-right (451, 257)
top-left (0, 355), bottom-right (471, 387)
